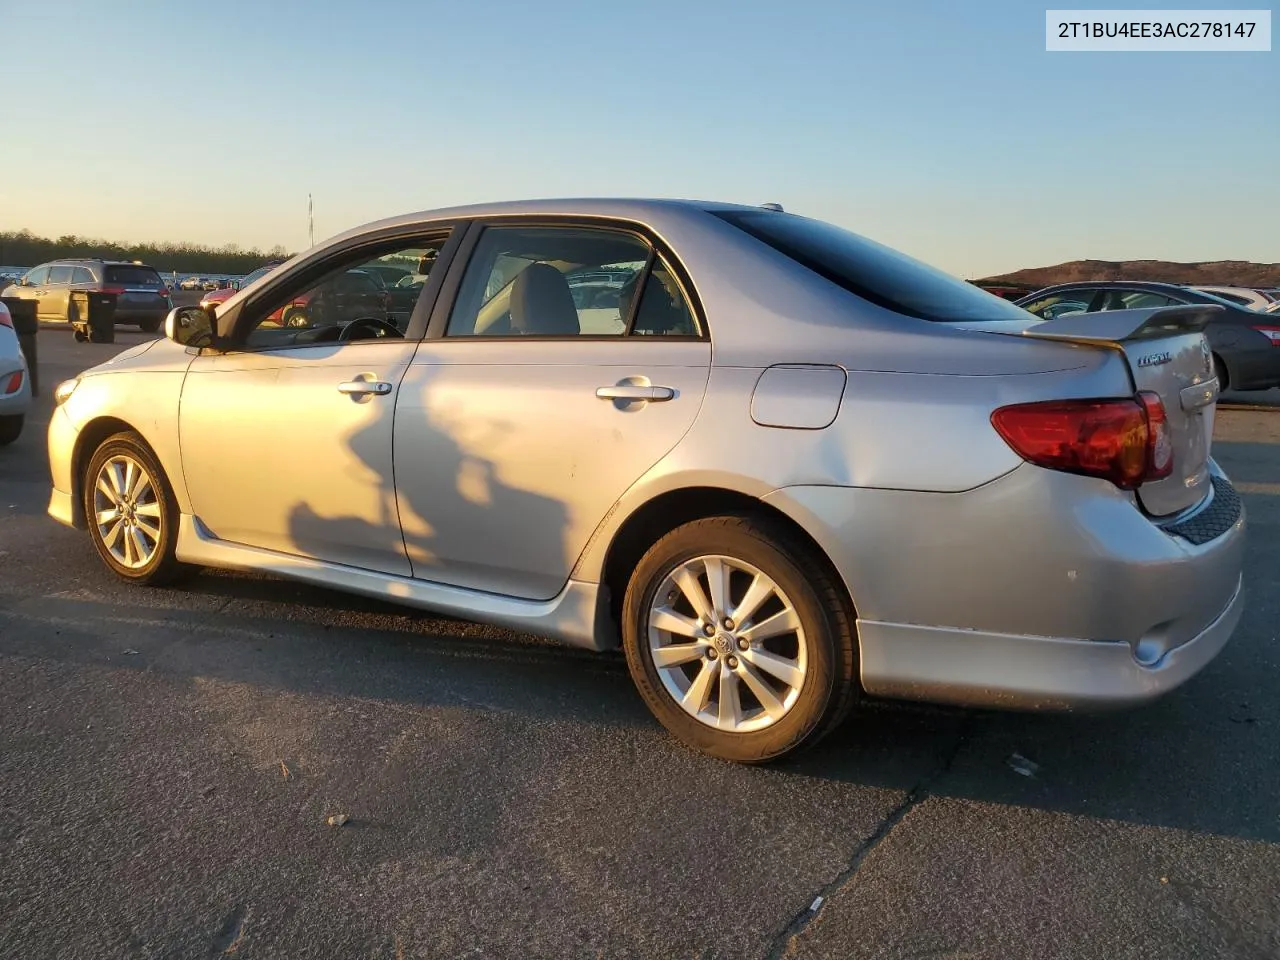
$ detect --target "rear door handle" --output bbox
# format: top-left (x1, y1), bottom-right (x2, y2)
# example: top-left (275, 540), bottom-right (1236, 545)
top-left (595, 384), bottom-right (674, 402)
top-left (338, 379), bottom-right (393, 396)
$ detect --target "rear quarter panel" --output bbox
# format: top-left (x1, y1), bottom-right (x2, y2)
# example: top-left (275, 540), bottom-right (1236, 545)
top-left (572, 344), bottom-right (1133, 581)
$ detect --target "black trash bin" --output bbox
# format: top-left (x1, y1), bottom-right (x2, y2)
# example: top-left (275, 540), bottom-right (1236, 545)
top-left (70, 291), bottom-right (117, 344)
top-left (0, 296), bottom-right (38, 397)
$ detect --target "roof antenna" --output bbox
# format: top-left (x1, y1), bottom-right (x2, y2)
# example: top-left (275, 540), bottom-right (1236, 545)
top-left (759, 202), bottom-right (784, 212)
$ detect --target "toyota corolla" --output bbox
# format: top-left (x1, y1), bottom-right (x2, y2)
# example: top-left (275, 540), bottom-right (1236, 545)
top-left (46, 199), bottom-right (1245, 762)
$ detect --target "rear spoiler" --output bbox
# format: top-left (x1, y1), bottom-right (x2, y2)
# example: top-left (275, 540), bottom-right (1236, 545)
top-left (1017, 304), bottom-right (1222, 345)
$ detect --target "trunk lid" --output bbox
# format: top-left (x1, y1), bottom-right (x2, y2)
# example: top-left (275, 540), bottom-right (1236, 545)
top-left (968, 305), bottom-right (1223, 517)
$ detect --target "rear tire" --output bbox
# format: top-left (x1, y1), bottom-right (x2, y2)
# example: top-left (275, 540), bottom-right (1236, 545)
top-left (1213, 354), bottom-right (1230, 391)
top-left (138, 318), bottom-right (162, 334)
top-left (621, 515), bottom-right (857, 763)
top-left (0, 415), bottom-right (22, 446)
top-left (83, 432), bottom-right (192, 586)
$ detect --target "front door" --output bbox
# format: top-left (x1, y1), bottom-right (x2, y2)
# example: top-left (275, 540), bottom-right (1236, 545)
top-left (178, 234), bottom-right (453, 575)
top-left (393, 222), bottom-right (712, 600)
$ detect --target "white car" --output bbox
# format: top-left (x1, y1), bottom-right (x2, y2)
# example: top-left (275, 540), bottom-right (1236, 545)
top-left (0, 301), bottom-right (32, 444)
top-left (1189, 286), bottom-right (1279, 312)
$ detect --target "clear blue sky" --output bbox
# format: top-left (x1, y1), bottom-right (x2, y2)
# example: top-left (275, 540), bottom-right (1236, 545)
top-left (3, 0), bottom-right (1276, 277)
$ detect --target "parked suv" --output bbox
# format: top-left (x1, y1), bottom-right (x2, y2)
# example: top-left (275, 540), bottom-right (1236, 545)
top-left (0, 259), bottom-right (172, 332)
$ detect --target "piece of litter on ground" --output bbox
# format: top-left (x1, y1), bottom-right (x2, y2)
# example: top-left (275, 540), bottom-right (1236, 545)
top-left (122, 648), bottom-right (139, 656)
top-left (279, 760), bottom-right (292, 780)
top-left (809, 895), bottom-right (824, 912)
top-left (1007, 752), bottom-right (1040, 778)
top-left (326, 813), bottom-right (350, 828)
top-left (1229, 703), bottom-right (1257, 724)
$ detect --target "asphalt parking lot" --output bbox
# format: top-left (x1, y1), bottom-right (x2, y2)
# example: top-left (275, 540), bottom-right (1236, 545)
top-left (2, 328), bottom-right (1278, 959)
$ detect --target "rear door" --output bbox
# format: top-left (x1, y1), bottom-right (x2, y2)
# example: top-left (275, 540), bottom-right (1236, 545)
top-left (40, 265), bottom-right (73, 320)
top-left (393, 221), bottom-right (711, 600)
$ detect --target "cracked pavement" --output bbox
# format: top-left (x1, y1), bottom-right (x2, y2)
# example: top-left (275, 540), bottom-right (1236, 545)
top-left (2, 330), bottom-right (1278, 959)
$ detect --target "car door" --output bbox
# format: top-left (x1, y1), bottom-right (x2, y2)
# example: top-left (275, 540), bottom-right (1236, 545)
top-left (177, 230), bottom-right (456, 575)
top-left (393, 221), bottom-right (712, 600)
top-left (8, 265), bottom-right (48, 312)
top-left (40, 265), bottom-right (73, 320)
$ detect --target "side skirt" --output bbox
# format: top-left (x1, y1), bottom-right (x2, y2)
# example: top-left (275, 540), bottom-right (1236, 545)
top-left (174, 514), bottom-right (618, 651)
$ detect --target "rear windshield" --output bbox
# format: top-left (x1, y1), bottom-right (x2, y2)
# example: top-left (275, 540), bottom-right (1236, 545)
top-left (104, 265), bottom-right (163, 286)
top-left (714, 210), bottom-right (1033, 323)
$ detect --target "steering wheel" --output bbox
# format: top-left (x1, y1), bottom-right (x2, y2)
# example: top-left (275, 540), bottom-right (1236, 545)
top-left (338, 316), bottom-right (402, 341)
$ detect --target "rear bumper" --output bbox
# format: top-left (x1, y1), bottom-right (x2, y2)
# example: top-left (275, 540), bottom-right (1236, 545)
top-left (764, 460), bottom-right (1246, 710)
top-left (112, 303), bottom-right (170, 324)
top-left (856, 574), bottom-right (1244, 709)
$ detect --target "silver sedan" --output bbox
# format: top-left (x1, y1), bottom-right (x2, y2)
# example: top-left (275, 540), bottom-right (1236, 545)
top-left (45, 200), bottom-right (1246, 762)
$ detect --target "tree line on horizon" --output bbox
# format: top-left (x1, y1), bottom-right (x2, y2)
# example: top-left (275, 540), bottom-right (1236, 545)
top-left (0, 230), bottom-right (294, 276)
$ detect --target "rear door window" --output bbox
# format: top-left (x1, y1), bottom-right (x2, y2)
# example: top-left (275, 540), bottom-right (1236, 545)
top-left (104, 265), bottom-right (164, 286)
top-left (72, 267), bottom-right (95, 284)
top-left (1020, 289), bottom-right (1101, 319)
top-left (1101, 290), bottom-right (1183, 311)
top-left (47, 265), bottom-right (73, 285)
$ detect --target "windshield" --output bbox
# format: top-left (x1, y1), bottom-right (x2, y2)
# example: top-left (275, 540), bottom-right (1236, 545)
top-left (715, 210), bottom-right (1033, 322)
top-left (239, 263), bottom-right (282, 288)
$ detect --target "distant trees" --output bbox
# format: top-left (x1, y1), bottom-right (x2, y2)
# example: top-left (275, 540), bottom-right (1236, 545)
top-left (0, 229), bottom-right (293, 275)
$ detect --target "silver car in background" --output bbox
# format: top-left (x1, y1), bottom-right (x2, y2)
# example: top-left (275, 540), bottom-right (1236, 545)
top-left (45, 199), bottom-right (1245, 762)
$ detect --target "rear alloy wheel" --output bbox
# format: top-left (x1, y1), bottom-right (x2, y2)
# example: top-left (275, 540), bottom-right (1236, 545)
top-left (0, 414), bottom-right (23, 446)
top-left (622, 516), bottom-right (856, 763)
top-left (282, 306), bottom-right (309, 328)
top-left (84, 432), bottom-right (191, 585)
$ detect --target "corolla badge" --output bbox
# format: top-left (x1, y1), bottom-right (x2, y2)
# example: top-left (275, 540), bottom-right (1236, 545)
top-left (1136, 351), bottom-right (1173, 368)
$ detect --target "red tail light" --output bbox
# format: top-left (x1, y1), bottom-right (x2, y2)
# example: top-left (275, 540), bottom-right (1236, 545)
top-left (1253, 325), bottom-right (1280, 345)
top-left (3, 371), bottom-right (23, 395)
top-left (991, 392), bottom-right (1172, 490)
top-left (157, 287), bottom-right (169, 298)
top-left (100, 285), bottom-right (126, 296)
top-left (0, 308), bottom-right (11, 329)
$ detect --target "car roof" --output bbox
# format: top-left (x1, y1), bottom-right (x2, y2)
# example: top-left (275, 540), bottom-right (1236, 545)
top-left (49, 258), bottom-right (158, 267)
top-left (318, 198), bottom-right (770, 243)
top-left (1016, 280), bottom-right (1256, 313)
top-left (1025, 280), bottom-right (1192, 292)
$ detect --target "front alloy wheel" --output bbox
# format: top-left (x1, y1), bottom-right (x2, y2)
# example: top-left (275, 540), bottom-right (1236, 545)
top-left (93, 454), bottom-right (163, 569)
top-left (84, 432), bottom-right (191, 585)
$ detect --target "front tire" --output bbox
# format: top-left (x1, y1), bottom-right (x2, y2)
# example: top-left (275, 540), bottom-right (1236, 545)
top-left (84, 432), bottom-right (191, 585)
top-left (621, 515), bottom-right (857, 763)
top-left (0, 415), bottom-right (22, 446)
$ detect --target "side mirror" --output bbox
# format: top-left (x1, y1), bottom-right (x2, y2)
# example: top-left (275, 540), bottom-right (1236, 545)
top-left (164, 305), bottom-right (215, 347)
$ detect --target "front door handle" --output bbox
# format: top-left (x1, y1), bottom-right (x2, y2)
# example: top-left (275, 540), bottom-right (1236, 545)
top-left (595, 384), bottom-right (675, 402)
top-left (338, 379), bottom-right (393, 396)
